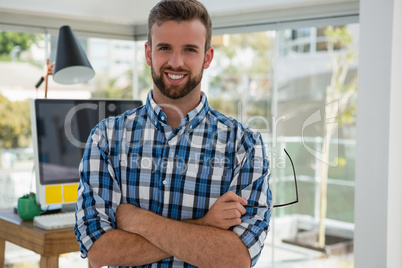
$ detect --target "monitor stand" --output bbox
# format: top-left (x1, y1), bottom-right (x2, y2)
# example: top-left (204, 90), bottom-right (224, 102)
top-left (60, 203), bottom-right (76, 213)
top-left (14, 202), bottom-right (76, 215)
top-left (40, 203), bottom-right (76, 215)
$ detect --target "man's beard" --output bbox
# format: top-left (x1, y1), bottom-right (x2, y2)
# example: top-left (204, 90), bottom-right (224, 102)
top-left (151, 62), bottom-right (204, 100)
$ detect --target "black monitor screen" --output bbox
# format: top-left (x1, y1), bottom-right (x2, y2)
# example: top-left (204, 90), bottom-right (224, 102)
top-left (31, 99), bottom-right (142, 185)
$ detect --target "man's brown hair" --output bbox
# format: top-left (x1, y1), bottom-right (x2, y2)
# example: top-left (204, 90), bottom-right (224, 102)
top-left (148, 0), bottom-right (212, 53)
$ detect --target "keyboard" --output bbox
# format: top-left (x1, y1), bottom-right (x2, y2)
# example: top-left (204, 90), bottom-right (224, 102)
top-left (33, 212), bottom-right (76, 230)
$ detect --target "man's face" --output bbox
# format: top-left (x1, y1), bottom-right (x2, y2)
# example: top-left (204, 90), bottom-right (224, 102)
top-left (145, 20), bottom-right (214, 100)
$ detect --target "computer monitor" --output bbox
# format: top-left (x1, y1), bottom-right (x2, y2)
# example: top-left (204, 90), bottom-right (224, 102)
top-left (30, 98), bottom-right (142, 210)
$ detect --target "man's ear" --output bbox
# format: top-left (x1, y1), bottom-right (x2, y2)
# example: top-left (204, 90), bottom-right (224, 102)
top-left (145, 42), bottom-right (152, 67)
top-left (203, 46), bottom-right (214, 69)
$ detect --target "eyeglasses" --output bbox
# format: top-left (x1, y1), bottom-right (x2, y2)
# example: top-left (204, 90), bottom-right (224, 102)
top-left (246, 148), bottom-right (299, 209)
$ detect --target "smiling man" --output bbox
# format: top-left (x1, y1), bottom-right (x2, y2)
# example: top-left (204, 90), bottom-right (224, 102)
top-left (74, 1), bottom-right (272, 267)
top-left (146, 18), bottom-right (214, 129)
top-left (149, 20), bottom-right (209, 99)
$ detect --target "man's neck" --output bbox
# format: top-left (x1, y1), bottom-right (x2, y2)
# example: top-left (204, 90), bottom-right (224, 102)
top-left (152, 89), bottom-right (202, 130)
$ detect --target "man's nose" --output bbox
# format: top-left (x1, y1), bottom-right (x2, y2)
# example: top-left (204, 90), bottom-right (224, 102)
top-left (168, 51), bottom-right (184, 68)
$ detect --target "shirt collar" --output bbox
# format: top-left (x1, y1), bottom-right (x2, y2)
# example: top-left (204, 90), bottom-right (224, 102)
top-left (145, 90), bottom-right (209, 131)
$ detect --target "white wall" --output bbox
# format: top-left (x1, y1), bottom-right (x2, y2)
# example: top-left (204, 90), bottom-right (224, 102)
top-left (355, 0), bottom-right (402, 267)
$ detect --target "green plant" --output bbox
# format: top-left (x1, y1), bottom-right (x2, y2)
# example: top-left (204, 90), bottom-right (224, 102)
top-left (21, 192), bottom-right (35, 199)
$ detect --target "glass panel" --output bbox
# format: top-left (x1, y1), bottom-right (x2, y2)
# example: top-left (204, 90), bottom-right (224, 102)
top-left (207, 32), bottom-right (273, 124)
top-left (135, 40), bottom-right (152, 103)
top-left (0, 29), bottom-right (136, 210)
top-left (0, 30), bottom-right (43, 209)
top-left (317, 41), bottom-right (328, 51)
top-left (203, 24), bottom-right (358, 267)
top-left (268, 23), bottom-right (358, 267)
top-left (0, 29), bottom-right (137, 266)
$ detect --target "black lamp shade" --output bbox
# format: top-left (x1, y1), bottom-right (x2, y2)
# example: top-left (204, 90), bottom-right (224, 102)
top-left (53, 25), bottom-right (95, 84)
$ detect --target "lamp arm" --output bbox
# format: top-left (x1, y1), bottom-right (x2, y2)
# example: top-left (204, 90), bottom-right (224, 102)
top-left (34, 59), bottom-right (54, 98)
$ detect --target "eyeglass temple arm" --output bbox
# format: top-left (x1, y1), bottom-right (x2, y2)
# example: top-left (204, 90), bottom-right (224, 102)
top-left (245, 148), bottom-right (299, 209)
top-left (272, 148), bottom-right (299, 208)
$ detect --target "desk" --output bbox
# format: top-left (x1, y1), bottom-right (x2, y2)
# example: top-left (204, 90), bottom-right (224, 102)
top-left (0, 209), bottom-right (90, 268)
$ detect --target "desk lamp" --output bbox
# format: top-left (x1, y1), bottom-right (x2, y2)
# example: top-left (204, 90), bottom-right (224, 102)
top-left (35, 25), bottom-right (95, 98)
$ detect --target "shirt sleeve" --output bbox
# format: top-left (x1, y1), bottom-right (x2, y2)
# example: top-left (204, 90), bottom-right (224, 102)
top-left (230, 130), bottom-right (272, 267)
top-left (74, 122), bottom-right (122, 258)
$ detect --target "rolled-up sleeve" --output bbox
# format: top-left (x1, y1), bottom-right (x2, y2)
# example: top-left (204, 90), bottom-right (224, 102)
top-left (74, 122), bottom-right (121, 258)
top-left (230, 131), bottom-right (272, 267)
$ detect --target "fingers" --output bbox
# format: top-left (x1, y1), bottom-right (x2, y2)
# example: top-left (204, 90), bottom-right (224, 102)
top-left (221, 200), bottom-right (246, 216)
top-left (203, 191), bottom-right (248, 229)
top-left (204, 205), bottom-right (242, 230)
top-left (218, 191), bottom-right (247, 206)
top-left (220, 207), bottom-right (242, 220)
top-left (216, 191), bottom-right (247, 219)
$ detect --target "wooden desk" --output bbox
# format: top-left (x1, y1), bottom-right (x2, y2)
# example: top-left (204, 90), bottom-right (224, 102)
top-left (0, 209), bottom-right (90, 268)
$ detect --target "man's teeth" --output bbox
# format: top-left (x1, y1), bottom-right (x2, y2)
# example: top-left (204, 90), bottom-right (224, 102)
top-left (167, 73), bottom-right (185, 80)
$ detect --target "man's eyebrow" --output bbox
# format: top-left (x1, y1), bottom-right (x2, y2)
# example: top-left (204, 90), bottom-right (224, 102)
top-left (155, 43), bottom-right (201, 50)
top-left (184, 44), bottom-right (201, 50)
top-left (155, 42), bottom-right (171, 48)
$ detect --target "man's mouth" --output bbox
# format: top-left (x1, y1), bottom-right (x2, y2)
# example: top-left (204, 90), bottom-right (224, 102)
top-left (165, 71), bottom-right (187, 84)
top-left (167, 73), bottom-right (185, 80)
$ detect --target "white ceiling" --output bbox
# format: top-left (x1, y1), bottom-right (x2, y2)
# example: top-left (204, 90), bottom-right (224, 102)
top-left (0, 0), bottom-right (359, 40)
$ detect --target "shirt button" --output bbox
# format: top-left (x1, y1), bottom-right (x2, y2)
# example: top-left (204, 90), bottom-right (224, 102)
top-left (163, 180), bottom-right (167, 185)
top-left (161, 116), bottom-right (165, 121)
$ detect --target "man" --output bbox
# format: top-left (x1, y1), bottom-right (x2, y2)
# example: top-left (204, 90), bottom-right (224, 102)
top-left (74, 0), bottom-right (272, 267)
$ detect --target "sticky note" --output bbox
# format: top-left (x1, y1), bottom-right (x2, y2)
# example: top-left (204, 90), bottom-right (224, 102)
top-left (45, 185), bottom-right (63, 204)
top-left (63, 184), bottom-right (78, 203)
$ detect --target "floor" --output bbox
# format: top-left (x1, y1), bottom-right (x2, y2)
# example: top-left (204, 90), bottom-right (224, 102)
top-left (4, 242), bottom-right (87, 268)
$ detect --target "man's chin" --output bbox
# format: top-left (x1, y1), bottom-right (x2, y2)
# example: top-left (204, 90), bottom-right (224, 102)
top-left (163, 91), bottom-right (190, 100)
top-left (159, 85), bottom-right (194, 100)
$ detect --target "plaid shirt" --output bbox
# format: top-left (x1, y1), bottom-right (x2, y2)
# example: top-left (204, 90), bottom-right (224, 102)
top-left (75, 91), bottom-right (272, 268)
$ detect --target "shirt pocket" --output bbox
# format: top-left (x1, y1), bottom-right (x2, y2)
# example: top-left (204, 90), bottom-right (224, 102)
top-left (180, 171), bottom-right (228, 209)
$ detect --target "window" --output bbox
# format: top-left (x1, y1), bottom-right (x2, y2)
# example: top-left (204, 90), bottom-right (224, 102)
top-left (0, 29), bottom-right (136, 210)
top-left (0, 21), bottom-right (358, 267)
top-left (0, 28), bottom-right (137, 265)
top-left (199, 24), bottom-right (358, 267)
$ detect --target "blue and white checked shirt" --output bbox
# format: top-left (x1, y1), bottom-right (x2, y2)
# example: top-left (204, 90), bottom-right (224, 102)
top-left (75, 91), bottom-right (272, 267)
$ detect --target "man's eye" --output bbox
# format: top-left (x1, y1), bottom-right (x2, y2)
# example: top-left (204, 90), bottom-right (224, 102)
top-left (159, 47), bottom-right (170, 51)
top-left (185, 48), bottom-right (196, 52)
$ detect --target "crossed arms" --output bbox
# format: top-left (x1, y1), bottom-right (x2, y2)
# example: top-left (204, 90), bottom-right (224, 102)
top-left (87, 191), bottom-right (252, 268)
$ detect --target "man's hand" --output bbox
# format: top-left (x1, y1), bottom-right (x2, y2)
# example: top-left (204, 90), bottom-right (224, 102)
top-left (198, 191), bottom-right (247, 229)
